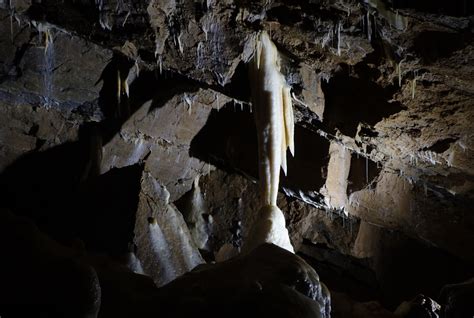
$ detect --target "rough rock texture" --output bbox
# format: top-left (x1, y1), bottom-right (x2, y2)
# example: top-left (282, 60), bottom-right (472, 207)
top-left (0, 206), bottom-right (331, 318)
top-left (1, 0), bottom-right (474, 316)
top-left (134, 171), bottom-right (204, 287)
top-left (161, 243), bottom-right (331, 318)
top-left (394, 294), bottom-right (441, 318)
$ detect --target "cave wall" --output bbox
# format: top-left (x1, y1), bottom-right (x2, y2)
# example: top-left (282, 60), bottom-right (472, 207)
top-left (1, 0), bottom-right (473, 309)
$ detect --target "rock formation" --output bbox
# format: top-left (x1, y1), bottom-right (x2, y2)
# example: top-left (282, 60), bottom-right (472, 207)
top-left (0, 0), bottom-right (473, 316)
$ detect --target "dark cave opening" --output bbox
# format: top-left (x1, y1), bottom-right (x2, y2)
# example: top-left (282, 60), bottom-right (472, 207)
top-left (321, 67), bottom-right (404, 138)
top-left (347, 154), bottom-right (381, 195)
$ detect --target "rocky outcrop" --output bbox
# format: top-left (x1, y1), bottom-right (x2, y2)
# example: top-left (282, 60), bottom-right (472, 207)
top-left (0, 0), bottom-right (473, 316)
top-left (161, 243), bottom-right (331, 318)
top-left (134, 171), bottom-right (204, 286)
top-left (439, 278), bottom-right (474, 318)
top-left (0, 208), bottom-right (330, 318)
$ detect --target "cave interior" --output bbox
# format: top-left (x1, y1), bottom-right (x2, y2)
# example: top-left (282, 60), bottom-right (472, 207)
top-left (0, 0), bottom-right (473, 317)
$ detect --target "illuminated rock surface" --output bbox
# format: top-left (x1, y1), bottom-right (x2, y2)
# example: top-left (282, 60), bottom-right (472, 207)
top-left (0, 0), bottom-right (473, 317)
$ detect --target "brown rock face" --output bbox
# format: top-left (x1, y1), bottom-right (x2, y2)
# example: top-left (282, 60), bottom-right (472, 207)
top-left (0, 0), bottom-right (473, 316)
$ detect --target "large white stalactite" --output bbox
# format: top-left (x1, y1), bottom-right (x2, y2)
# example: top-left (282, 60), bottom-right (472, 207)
top-left (243, 31), bottom-right (295, 253)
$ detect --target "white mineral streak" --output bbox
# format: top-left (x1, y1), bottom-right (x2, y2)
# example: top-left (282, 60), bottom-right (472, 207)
top-left (135, 176), bottom-right (204, 287)
top-left (412, 76), bottom-right (417, 99)
top-left (244, 31), bottom-right (294, 253)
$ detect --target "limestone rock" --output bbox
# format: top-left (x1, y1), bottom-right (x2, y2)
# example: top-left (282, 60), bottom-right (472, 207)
top-left (394, 294), bottom-right (440, 318)
top-left (161, 243), bottom-right (331, 318)
top-left (134, 171), bottom-right (204, 287)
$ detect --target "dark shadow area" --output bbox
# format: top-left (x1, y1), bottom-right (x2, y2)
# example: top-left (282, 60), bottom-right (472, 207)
top-left (130, 69), bottom-right (200, 114)
top-left (0, 125), bottom-right (143, 255)
top-left (387, 0), bottom-right (473, 17)
top-left (299, 241), bottom-right (380, 303)
top-left (25, 0), bottom-right (151, 46)
top-left (299, 230), bottom-right (474, 310)
top-left (217, 61), bottom-right (252, 103)
top-left (283, 126), bottom-right (330, 192)
top-left (266, 3), bottom-right (342, 35)
top-left (347, 155), bottom-right (381, 195)
top-left (95, 57), bottom-right (202, 146)
top-left (190, 103), bottom-right (330, 193)
top-left (266, 5), bottom-right (304, 25)
top-left (0, 40), bottom-right (228, 256)
top-left (0, 127), bottom-right (93, 239)
top-left (73, 164), bottom-right (143, 255)
top-left (422, 137), bottom-right (458, 153)
top-left (374, 231), bottom-right (474, 309)
top-left (189, 102), bottom-right (259, 178)
top-left (412, 31), bottom-right (472, 64)
top-left (321, 66), bottom-right (403, 137)
top-left (96, 52), bottom-right (135, 120)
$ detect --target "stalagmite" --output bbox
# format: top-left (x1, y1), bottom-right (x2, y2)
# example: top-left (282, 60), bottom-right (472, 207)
top-left (243, 31), bottom-right (294, 253)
